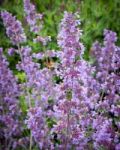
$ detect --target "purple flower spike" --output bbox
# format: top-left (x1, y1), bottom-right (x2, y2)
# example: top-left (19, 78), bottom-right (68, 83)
top-left (1, 11), bottom-right (26, 45)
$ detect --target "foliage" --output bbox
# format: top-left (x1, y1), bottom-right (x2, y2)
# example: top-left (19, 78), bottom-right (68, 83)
top-left (0, 0), bottom-right (120, 52)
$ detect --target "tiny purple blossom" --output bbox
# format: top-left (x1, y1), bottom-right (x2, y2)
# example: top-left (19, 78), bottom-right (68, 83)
top-left (1, 11), bottom-right (26, 45)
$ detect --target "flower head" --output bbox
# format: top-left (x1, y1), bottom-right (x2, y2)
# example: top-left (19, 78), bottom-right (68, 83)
top-left (1, 11), bottom-right (26, 45)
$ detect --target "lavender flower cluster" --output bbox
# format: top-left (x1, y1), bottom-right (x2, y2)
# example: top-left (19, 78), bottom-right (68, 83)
top-left (24, 0), bottom-right (51, 45)
top-left (1, 11), bottom-right (26, 45)
top-left (91, 30), bottom-right (120, 150)
top-left (0, 1), bottom-right (120, 150)
top-left (23, 0), bottom-right (43, 33)
top-left (0, 48), bottom-right (21, 149)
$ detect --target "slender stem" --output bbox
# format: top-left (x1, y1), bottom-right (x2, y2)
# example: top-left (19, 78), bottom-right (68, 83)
top-left (64, 113), bottom-right (70, 150)
top-left (100, 90), bottom-right (104, 101)
top-left (29, 132), bottom-right (32, 150)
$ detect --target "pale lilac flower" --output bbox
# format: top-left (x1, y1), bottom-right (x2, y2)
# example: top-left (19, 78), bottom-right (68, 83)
top-left (1, 11), bottom-right (26, 45)
top-left (23, 0), bottom-right (43, 33)
top-left (0, 48), bottom-right (21, 149)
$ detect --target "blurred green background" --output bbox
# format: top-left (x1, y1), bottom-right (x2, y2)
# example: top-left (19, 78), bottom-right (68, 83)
top-left (0, 0), bottom-right (120, 60)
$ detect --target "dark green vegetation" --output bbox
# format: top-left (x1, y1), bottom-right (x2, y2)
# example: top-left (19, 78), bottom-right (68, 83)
top-left (0, 0), bottom-right (120, 59)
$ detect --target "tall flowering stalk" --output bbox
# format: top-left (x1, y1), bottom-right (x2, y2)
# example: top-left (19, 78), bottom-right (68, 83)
top-left (23, 1), bottom-right (56, 148)
top-left (52, 12), bottom-right (99, 149)
top-left (0, 48), bottom-right (21, 150)
top-left (1, 7), bottom-right (54, 149)
top-left (91, 30), bottom-right (120, 150)
top-left (23, 0), bottom-right (51, 45)
top-left (1, 11), bottom-right (26, 45)
top-left (23, 0), bottom-right (43, 33)
top-left (1, 9), bottom-right (34, 150)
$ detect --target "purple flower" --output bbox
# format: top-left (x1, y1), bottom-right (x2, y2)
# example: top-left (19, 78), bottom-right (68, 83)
top-left (91, 29), bottom-right (120, 149)
top-left (26, 107), bottom-right (53, 149)
top-left (0, 48), bottom-right (21, 149)
top-left (1, 11), bottom-right (26, 45)
top-left (23, 0), bottom-right (43, 33)
top-left (52, 12), bottom-right (99, 149)
top-left (8, 47), bottom-right (16, 56)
